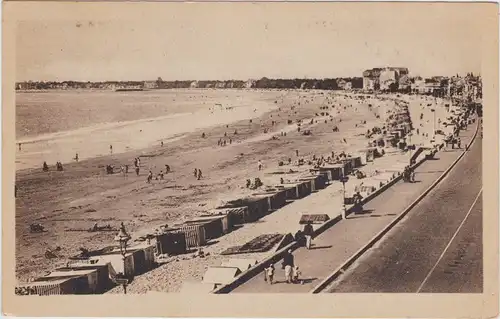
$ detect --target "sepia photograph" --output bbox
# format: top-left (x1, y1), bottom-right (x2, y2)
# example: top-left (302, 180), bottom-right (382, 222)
top-left (3, 1), bottom-right (499, 318)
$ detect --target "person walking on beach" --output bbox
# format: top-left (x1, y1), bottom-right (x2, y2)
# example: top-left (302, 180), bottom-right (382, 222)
top-left (125, 165), bottom-right (129, 174)
top-left (194, 168), bottom-right (198, 177)
top-left (264, 264), bottom-right (275, 285)
top-left (109, 144), bottom-right (113, 154)
top-left (457, 138), bottom-right (462, 149)
top-left (303, 222), bottom-right (314, 250)
top-left (197, 169), bottom-right (203, 180)
top-left (75, 153), bottom-right (79, 162)
top-left (258, 160), bottom-right (263, 171)
top-left (147, 170), bottom-right (153, 183)
top-left (165, 165), bottom-right (170, 173)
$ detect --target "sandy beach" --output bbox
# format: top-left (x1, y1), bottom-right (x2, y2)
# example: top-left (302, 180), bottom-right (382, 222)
top-left (15, 89), bottom-right (450, 291)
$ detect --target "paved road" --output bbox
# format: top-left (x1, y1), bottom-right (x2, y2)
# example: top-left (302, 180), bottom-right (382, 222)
top-left (232, 123), bottom-right (478, 293)
top-left (328, 126), bottom-right (482, 293)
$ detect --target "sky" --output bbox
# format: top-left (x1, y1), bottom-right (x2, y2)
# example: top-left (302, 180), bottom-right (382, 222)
top-left (14, 3), bottom-right (486, 82)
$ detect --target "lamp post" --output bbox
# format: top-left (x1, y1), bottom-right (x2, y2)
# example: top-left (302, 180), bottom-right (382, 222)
top-left (114, 222), bottom-right (131, 294)
top-left (340, 174), bottom-right (349, 220)
top-left (431, 108), bottom-right (436, 142)
top-left (407, 132), bottom-right (413, 164)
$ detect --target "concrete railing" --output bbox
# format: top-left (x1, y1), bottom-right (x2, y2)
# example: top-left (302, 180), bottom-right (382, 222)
top-left (310, 115), bottom-right (480, 293)
top-left (212, 157), bottom-right (427, 294)
top-left (212, 115), bottom-right (479, 294)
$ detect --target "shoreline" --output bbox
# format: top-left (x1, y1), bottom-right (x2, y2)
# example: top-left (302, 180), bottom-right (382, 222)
top-left (16, 89), bottom-right (287, 171)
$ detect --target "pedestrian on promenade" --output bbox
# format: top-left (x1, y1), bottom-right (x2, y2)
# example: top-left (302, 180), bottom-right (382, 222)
top-left (294, 229), bottom-right (305, 246)
top-left (285, 264), bottom-right (293, 284)
top-left (282, 249), bottom-right (295, 283)
top-left (303, 222), bottom-right (314, 249)
top-left (292, 266), bottom-right (302, 284)
top-left (264, 264), bottom-right (275, 285)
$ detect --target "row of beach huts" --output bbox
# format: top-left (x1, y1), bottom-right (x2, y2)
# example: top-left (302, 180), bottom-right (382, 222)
top-left (17, 100), bottom-right (421, 295)
top-left (16, 152), bottom-right (378, 296)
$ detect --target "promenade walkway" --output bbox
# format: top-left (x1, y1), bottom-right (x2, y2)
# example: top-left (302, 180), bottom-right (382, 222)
top-left (232, 123), bottom-right (477, 293)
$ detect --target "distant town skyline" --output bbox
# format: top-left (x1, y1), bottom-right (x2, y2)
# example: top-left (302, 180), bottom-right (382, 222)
top-left (15, 3), bottom-right (484, 82)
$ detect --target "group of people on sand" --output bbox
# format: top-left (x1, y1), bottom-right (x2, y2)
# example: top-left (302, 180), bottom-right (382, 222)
top-left (42, 161), bottom-right (63, 172)
top-left (145, 164), bottom-right (172, 184)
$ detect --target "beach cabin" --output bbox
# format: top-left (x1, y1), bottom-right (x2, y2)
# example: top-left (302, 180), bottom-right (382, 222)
top-left (295, 179), bottom-right (313, 197)
top-left (351, 156), bottom-right (363, 168)
top-left (182, 217), bottom-right (225, 240)
top-left (251, 189), bottom-right (287, 212)
top-left (385, 135), bottom-right (397, 147)
top-left (213, 207), bottom-right (249, 226)
top-left (155, 230), bottom-right (188, 255)
top-left (197, 213), bottom-right (232, 234)
top-left (17, 276), bottom-right (89, 296)
top-left (179, 224), bottom-right (207, 247)
top-left (277, 183), bottom-right (301, 200)
top-left (320, 164), bottom-right (344, 181)
top-left (221, 197), bottom-right (270, 222)
top-left (358, 148), bottom-right (378, 163)
top-left (43, 269), bottom-right (99, 294)
top-left (339, 159), bottom-right (354, 175)
top-left (54, 263), bottom-right (110, 293)
top-left (312, 173), bottom-right (328, 190)
top-left (202, 266), bottom-right (242, 287)
top-left (91, 251), bottom-right (135, 279)
top-left (127, 243), bottom-right (156, 275)
top-left (299, 177), bottom-right (315, 192)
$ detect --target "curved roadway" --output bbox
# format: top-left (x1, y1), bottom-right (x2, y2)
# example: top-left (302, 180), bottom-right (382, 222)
top-left (328, 126), bottom-right (482, 293)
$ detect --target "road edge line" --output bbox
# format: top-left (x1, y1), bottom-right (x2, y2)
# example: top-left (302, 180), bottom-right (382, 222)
top-left (310, 118), bottom-right (480, 294)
